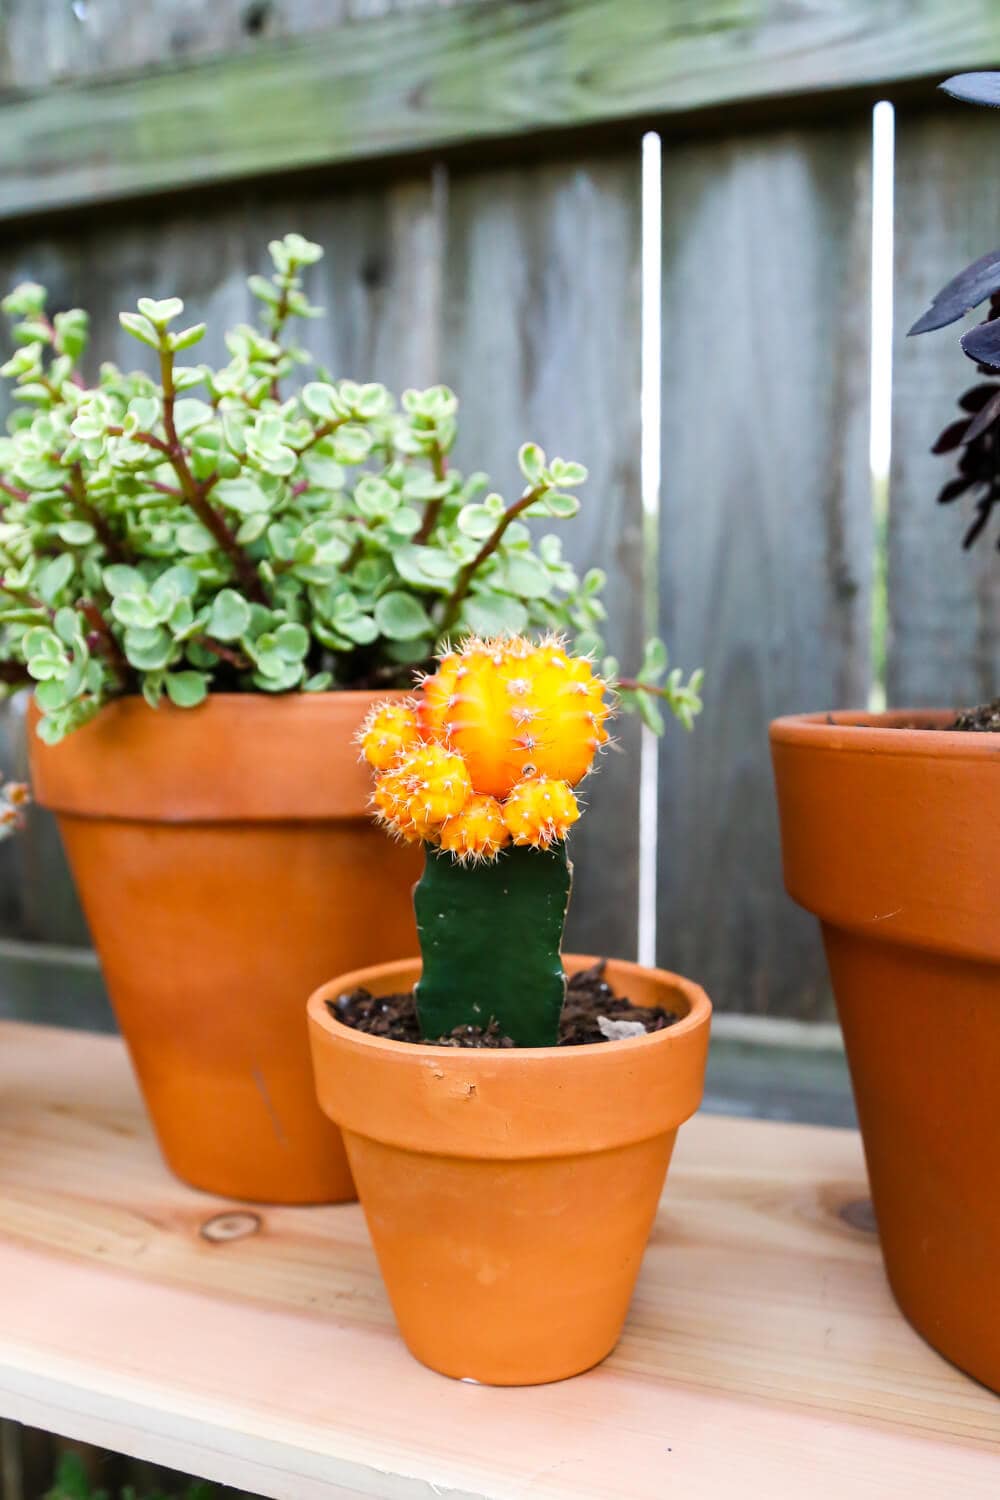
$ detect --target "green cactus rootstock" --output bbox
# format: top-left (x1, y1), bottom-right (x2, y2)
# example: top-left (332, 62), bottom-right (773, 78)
top-left (414, 842), bottom-right (572, 1046)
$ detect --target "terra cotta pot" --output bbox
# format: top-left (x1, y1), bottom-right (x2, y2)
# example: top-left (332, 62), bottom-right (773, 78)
top-left (308, 953), bottom-right (711, 1385)
top-left (29, 692), bottom-right (421, 1204)
top-left (771, 709), bottom-right (1000, 1391)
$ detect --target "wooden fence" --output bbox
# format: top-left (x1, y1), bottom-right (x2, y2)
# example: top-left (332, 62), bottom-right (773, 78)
top-left (0, 0), bottom-right (998, 1032)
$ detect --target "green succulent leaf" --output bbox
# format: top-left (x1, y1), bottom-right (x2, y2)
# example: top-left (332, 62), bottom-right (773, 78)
top-left (119, 312), bottom-right (161, 349)
top-left (165, 669), bottom-right (209, 707)
top-left (212, 476), bottom-right (272, 514)
top-left (461, 592), bottom-right (529, 636)
top-left (207, 589), bottom-right (252, 642)
top-left (273, 621), bottom-right (310, 660)
top-left (518, 442), bottom-right (545, 483)
top-left (56, 520), bottom-right (96, 546)
top-left (123, 625), bottom-right (175, 671)
top-left (502, 553), bottom-right (552, 599)
top-left (36, 554), bottom-right (75, 602)
top-left (170, 322), bottom-right (207, 353)
top-left (544, 492), bottom-right (581, 520)
top-left (137, 296), bottom-right (184, 327)
top-left (103, 564), bottom-right (146, 597)
top-left (173, 398), bottom-right (213, 438)
top-left (374, 591), bottom-right (433, 641)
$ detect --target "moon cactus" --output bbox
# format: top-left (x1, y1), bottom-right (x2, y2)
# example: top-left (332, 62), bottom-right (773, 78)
top-left (358, 634), bottom-right (611, 1043)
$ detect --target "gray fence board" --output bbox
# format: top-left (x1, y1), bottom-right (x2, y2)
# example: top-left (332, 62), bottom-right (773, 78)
top-left (656, 122), bottom-right (873, 1018)
top-left (442, 156), bottom-right (645, 959)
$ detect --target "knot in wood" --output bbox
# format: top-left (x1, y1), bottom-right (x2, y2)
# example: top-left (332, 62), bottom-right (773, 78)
top-left (200, 1211), bottom-right (262, 1243)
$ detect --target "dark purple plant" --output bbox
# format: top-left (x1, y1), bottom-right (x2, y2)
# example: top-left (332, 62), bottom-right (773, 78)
top-left (910, 72), bottom-right (1000, 548)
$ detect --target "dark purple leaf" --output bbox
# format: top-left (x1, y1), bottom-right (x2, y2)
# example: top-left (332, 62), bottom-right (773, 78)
top-left (963, 386), bottom-right (1000, 443)
top-left (932, 417), bottom-right (972, 453)
top-left (940, 72), bottom-right (1000, 109)
top-left (908, 247), bottom-right (1000, 335)
top-left (961, 317), bottom-right (1000, 367)
top-left (959, 383), bottom-right (1000, 412)
top-left (963, 494), bottom-right (998, 547)
top-left (937, 477), bottom-right (974, 504)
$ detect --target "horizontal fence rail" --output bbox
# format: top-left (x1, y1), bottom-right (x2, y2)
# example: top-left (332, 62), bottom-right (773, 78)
top-left (1, 1), bottom-right (1000, 219)
top-left (0, 1), bottom-right (999, 1026)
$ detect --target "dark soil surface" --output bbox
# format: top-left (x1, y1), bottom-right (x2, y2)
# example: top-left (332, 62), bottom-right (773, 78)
top-left (830, 701), bottom-right (1000, 732)
top-left (330, 959), bottom-right (679, 1048)
top-left (951, 699), bottom-right (1000, 732)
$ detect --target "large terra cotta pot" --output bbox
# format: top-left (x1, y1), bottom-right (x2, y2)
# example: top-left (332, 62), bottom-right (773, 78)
top-left (770, 709), bottom-right (1000, 1390)
top-left (29, 692), bottom-right (421, 1205)
top-left (308, 953), bottom-right (711, 1386)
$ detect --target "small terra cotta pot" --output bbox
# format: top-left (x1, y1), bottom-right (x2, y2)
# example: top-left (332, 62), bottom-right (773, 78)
top-left (29, 692), bottom-right (421, 1205)
top-left (770, 709), bottom-right (1000, 1391)
top-left (308, 953), bottom-right (711, 1385)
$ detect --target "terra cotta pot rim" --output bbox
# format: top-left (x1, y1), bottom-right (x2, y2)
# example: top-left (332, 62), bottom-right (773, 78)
top-left (30, 687), bottom-right (406, 722)
top-left (309, 953), bottom-right (712, 1160)
top-left (771, 708), bottom-right (1000, 760)
top-left (308, 953), bottom-right (711, 1062)
top-left (28, 688), bottom-right (409, 823)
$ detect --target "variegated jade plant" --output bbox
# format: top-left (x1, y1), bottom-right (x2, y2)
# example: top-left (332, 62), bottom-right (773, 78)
top-left (360, 634), bottom-right (612, 1045)
top-left (0, 233), bottom-right (702, 743)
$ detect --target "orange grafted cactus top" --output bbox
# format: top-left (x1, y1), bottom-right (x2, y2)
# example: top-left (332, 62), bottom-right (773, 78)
top-left (359, 634), bottom-right (611, 860)
top-left (420, 636), bottom-right (609, 797)
top-left (358, 700), bottom-right (421, 770)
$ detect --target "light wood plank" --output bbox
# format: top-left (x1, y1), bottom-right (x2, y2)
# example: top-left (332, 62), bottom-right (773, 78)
top-left (889, 110), bottom-right (1000, 707)
top-left (0, 1021), bottom-right (997, 1499)
top-left (442, 156), bottom-right (644, 958)
top-left (657, 122), bottom-right (873, 1018)
top-left (1, 2), bottom-right (1000, 219)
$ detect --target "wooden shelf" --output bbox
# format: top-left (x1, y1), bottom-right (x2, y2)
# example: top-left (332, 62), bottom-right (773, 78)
top-left (0, 1023), bottom-right (996, 1499)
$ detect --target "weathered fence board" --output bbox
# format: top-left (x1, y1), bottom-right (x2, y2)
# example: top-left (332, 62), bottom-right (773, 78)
top-left (0, 1), bottom-right (998, 220)
top-left (656, 121), bottom-right (873, 1018)
top-left (889, 110), bottom-right (1000, 707)
top-left (442, 155), bottom-right (645, 958)
top-left (0, 0), bottom-right (346, 86)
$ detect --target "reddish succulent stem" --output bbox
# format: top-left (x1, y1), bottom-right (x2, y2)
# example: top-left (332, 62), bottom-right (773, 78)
top-left (293, 417), bottom-right (347, 457)
top-left (77, 597), bottom-right (131, 688)
top-left (414, 442), bottom-right (449, 545)
top-left (613, 677), bottom-right (672, 700)
top-left (267, 283), bottom-right (293, 402)
top-left (158, 348), bottom-right (268, 605)
top-left (106, 424), bottom-right (172, 457)
top-left (198, 636), bottom-right (251, 670)
top-left (66, 464), bottom-right (129, 563)
top-left (0, 579), bottom-right (53, 618)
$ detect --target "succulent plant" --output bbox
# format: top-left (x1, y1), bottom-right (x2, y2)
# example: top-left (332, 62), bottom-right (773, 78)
top-left (360, 634), bottom-right (614, 1044)
top-left (0, 234), bottom-right (702, 742)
